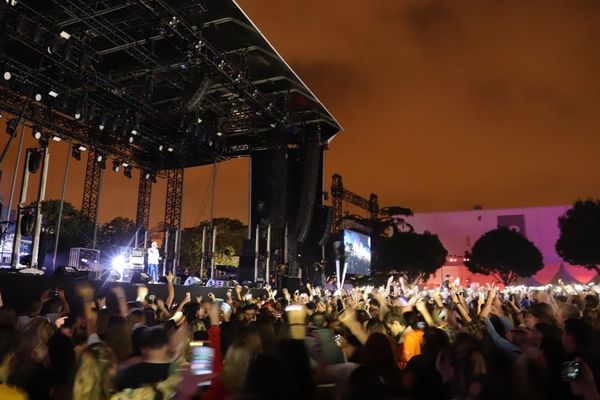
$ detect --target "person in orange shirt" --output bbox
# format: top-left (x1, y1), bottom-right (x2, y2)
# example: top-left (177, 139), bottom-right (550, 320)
top-left (398, 312), bottom-right (427, 367)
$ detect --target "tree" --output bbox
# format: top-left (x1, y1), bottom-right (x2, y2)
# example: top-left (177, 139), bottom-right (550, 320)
top-left (97, 217), bottom-right (136, 255)
top-left (180, 218), bottom-right (248, 271)
top-left (465, 226), bottom-right (544, 285)
top-left (556, 200), bottom-right (600, 273)
top-left (34, 200), bottom-right (93, 252)
top-left (377, 231), bottom-right (447, 283)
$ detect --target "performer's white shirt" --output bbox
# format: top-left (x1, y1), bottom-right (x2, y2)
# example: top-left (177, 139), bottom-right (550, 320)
top-left (148, 247), bottom-right (160, 264)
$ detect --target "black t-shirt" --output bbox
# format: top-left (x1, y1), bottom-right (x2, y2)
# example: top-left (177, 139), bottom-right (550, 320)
top-left (116, 362), bottom-right (171, 390)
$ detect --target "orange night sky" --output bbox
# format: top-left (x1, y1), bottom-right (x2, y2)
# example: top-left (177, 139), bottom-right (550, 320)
top-left (1, 0), bottom-right (600, 230)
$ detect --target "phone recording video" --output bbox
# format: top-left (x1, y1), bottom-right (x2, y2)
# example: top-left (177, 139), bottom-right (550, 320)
top-left (561, 361), bottom-right (581, 381)
top-left (190, 342), bottom-right (215, 382)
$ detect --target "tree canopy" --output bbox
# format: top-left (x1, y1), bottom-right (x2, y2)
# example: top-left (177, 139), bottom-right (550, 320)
top-left (465, 226), bottom-right (544, 284)
top-left (97, 216), bottom-right (136, 255)
top-left (180, 218), bottom-right (247, 271)
top-left (35, 200), bottom-right (92, 252)
top-left (556, 200), bottom-right (600, 272)
top-left (377, 230), bottom-right (447, 283)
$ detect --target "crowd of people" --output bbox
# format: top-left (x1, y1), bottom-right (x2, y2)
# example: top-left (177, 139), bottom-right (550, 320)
top-left (0, 273), bottom-right (599, 399)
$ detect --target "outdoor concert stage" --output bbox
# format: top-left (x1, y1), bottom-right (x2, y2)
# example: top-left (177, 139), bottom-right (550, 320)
top-left (0, 272), bottom-right (265, 314)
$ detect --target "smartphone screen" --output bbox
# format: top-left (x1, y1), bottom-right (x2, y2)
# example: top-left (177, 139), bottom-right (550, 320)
top-left (190, 342), bottom-right (215, 381)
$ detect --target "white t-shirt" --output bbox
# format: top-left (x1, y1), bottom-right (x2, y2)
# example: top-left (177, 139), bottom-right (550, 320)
top-left (148, 247), bottom-right (160, 265)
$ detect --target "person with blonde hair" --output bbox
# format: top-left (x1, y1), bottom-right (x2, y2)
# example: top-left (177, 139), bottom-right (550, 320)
top-left (203, 339), bottom-right (253, 400)
top-left (73, 343), bottom-right (116, 400)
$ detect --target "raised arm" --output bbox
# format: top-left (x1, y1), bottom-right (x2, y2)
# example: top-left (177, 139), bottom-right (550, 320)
top-left (166, 272), bottom-right (175, 309)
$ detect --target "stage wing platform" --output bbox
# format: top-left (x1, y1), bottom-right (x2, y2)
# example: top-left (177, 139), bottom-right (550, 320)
top-left (0, 272), bottom-right (266, 314)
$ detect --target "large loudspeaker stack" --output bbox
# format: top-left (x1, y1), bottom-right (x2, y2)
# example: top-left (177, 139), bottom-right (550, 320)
top-left (130, 272), bottom-right (150, 284)
top-left (295, 139), bottom-right (320, 243)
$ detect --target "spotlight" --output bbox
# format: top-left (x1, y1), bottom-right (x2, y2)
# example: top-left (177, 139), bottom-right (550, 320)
top-left (218, 60), bottom-right (226, 69)
top-left (252, 90), bottom-right (259, 98)
top-left (6, 0), bottom-right (18, 6)
top-left (78, 145), bottom-right (87, 152)
top-left (33, 129), bottom-right (42, 140)
top-left (270, 123), bottom-right (277, 129)
top-left (71, 145), bottom-right (81, 160)
top-left (124, 165), bottom-right (132, 178)
top-left (158, 145), bottom-right (164, 151)
top-left (131, 129), bottom-right (138, 135)
top-left (167, 147), bottom-right (174, 152)
top-left (195, 40), bottom-right (204, 50)
top-left (51, 136), bottom-right (61, 142)
top-left (128, 136), bottom-right (135, 144)
top-left (3, 71), bottom-right (12, 80)
top-left (216, 131), bottom-right (223, 137)
top-left (59, 31), bottom-right (71, 40)
top-left (112, 160), bottom-right (120, 173)
top-left (34, 93), bottom-right (42, 102)
top-left (145, 172), bottom-right (151, 180)
top-left (96, 154), bottom-right (103, 163)
top-left (235, 74), bottom-right (242, 83)
top-left (197, 117), bottom-right (202, 124)
top-left (121, 162), bottom-right (129, 167)
top-left (74, 111), bottom-right (81, 120)
top-left (48, 90), bottom-right (58, 98)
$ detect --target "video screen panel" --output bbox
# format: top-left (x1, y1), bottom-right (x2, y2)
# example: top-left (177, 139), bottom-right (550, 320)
top-left (343, 230), bottom-right (371, 275)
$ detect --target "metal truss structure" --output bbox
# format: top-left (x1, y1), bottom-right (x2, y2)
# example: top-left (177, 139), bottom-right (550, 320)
top-left (135, 173), bottom-right (153, 247)
top-left (163, 168), bottom-right (184, 272)
top-left (0, 0), bottom-right (341, 173)
top-left (81, 149), bottom-right (104, 245)
top-left (331, 174), bottom-right (379, 233)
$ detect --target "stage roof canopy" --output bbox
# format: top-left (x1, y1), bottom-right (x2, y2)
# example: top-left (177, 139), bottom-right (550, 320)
top-left (0, 0), bottom-right (341, 170)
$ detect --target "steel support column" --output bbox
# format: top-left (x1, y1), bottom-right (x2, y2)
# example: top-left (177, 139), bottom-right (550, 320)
top-left (81, 150), bottom-right (104, 248)
top-left (135, 172), bottom-right (153, 248)
top-left (163, 168), bottom-right (184, 275)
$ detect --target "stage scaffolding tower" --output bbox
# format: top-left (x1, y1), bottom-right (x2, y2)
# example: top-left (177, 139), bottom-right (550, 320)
top-left (163, 168), bottom-right (184, 275)
top-left (135, 173), bottom-right (153, 249)
top-left (81, 150), bottom-right (104, 249)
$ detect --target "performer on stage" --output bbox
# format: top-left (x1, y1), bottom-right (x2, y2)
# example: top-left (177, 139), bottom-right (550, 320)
top-left (147, 241), bottom-right (161, 283)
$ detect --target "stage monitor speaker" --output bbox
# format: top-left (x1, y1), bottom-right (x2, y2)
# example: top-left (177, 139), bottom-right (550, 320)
top-left (283, 277), bottom-right (301, 292)
top-left (206, 279), bottom-right (234, 288)
top-left (54, 266), bottom-right (90, 279)
top-left (184, 276), bottom-right (202, 286)
top-left (99, 269), bottom-right (121, 282)
top-left (131, 272), bottom-right (150, 284)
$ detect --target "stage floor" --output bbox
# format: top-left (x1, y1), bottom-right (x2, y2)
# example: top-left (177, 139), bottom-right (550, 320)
top-left (0, 272), bottom-right (262, 314)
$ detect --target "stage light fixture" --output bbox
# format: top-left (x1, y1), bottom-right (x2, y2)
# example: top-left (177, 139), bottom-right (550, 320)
top-left (128, 136), bottom-right (135, 144)
top-left (122, 161), bottom-right (129, 167)
top-left (197, 117), bottom-right (202, 124)
top-left (235, 74), bottom-right (242, 83)
top-left (59, 31), bottom-right (71, 40)
top-left (270, 123), bottom-right (277, 129)
top-left (6, 0), bottom-right (18, 6)
top-left (78, 145), bottom-right (87, 152)
top-left (71, 145), bottom-right (81, 160)
top-left (96, 154), bottom-right (103, 163)
top-left (74, 110), bottom-right (81, 120)
top-left (145, 172), bottom-right (151, 180)
top-left (48, 90), bottom-right (58, 98)
top-left (112, 160), bottom-right (120, 173)
top-left (34, 93), bottom-right (42, 102)
top-left (124, 165), bottom-right (132, 178)
top-left (218, 60), bottom-right (226, 69)
top-left (33, 129), bottom-right (42, 140)
top-left (158, 145), bottom-right (164, 151)
top-left (195, 40), bottom-right (204, 50)
top-left (167, 147), bottom-right (174, 152)
top-left (131, 129), bottom-right (138, 135)
top-left (216, 131), bottom-right (223, 137)
top-left (252, 90), bottom-right (259, 98)
top-left (51, 136), bottom-right (61, 142)
top-left (3, 72), bottom-right (11, 80)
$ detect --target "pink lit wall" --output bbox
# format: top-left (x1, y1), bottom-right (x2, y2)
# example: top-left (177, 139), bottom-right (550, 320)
top-left (399, 205), bottom-right (597, 285)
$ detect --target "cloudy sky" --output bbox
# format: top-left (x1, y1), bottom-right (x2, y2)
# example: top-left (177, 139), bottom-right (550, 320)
top-left (1, 0), bottom-right (599, 228)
